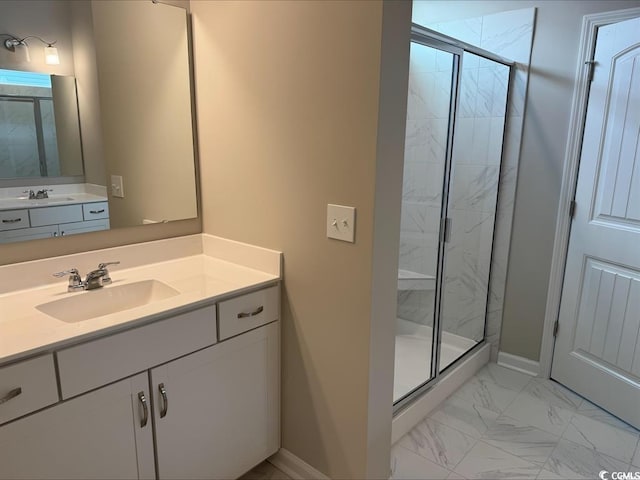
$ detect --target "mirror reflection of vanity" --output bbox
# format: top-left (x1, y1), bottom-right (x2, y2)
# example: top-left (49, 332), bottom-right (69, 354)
top-left (0, 0), bottom-right (198, 244)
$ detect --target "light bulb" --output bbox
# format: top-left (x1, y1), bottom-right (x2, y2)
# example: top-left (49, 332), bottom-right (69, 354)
top-left (44, 46), bottom-right (59, 65)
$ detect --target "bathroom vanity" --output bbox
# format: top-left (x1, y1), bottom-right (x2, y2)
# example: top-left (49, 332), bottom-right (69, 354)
top-left (0, 235), bottom-right (281, 479)
top-left (0, 199), bottom-right (110, 243)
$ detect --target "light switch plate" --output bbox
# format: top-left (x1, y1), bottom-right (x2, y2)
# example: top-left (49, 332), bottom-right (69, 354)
top-left (111, 175), bottom-right (124, 198)
top-left (327, 204), bottom-right (356, 243)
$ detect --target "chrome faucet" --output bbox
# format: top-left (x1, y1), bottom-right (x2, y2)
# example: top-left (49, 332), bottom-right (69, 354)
top-left (53, 262), bottom-right (120, 292)
top-left (35, 189), bottom-right (52, 199)
top-left (21, 189), bottom-right (52, 200)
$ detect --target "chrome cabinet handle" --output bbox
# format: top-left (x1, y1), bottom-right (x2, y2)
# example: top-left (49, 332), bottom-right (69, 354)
top-left (0, 387), bottom-right (22, 405)
top-left (2, 218), bottom-right (22, 223)
top-left (158, 383), bottom-right (168, 418)
top-left (237, 306), bottom-right (264, 319)
top-left (138, 391), bottom-right (148, 428)
top-left (89, 209), bottom-right (105, 214)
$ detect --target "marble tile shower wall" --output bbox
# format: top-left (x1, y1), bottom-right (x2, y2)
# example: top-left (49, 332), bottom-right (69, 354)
top-left (397, 43), bottom-right (450, 327)
top-left (399, 8), bottom-right (535, 360)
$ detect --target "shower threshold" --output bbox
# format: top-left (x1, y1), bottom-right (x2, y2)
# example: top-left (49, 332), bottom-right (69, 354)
top-left (394, 318), bottom-right (476, 402)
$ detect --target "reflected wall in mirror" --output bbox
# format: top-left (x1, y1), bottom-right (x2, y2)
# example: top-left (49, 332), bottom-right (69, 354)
top-left (0, 0), bottom-right (198, 244)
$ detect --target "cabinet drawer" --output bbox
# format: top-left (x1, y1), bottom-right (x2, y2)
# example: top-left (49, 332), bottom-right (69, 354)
top-left (83, 202), bottom-right (109, 220)
top-left (0, 355), bottom-right (58, 425)
top-left (30, 204), bottom-right (83, 227)
top-left (57, 305), bottom-right (217, 399)
top-left (0, 210), bottom-right (29, 231)
top-left (218, 285), bottom-right (279, 340)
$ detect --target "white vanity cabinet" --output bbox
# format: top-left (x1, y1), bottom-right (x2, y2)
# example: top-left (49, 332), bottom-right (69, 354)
top-left (0, 285), bottom-right (280, 480)
top-left (153, 321), bottom-right (280, 479)
top-left (0, 373), bottom-right (155, 480)
top-left (0, 202), bottom-right (110, 243)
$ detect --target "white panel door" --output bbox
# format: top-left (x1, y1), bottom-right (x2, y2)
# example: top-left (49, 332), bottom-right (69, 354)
top-left (0, 373), bottom-right (155, 479)
top-left (152, 321), bottom-right (280, 480)
top-left (552, 16), bottom-right (640, 428)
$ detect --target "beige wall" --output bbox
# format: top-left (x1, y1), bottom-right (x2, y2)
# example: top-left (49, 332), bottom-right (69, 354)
top-left (414, 0), bottom-right (640, 361)
top-left (51, 75), bottom-right (83, 177)
top-left (91, 0), bottom-right (197, 228)
top-left (191, 1), bottom-right (410, 477)
top-left (69, 0), bottom-right (106, 186)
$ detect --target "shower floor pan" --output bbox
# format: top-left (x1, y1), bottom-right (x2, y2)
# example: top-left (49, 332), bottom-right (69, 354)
top-left (394, 318), bottom-right (476, 402)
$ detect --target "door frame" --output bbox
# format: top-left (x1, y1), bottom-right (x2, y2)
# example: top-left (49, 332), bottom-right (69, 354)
top-left (540, 6), bottom-right (640, 379)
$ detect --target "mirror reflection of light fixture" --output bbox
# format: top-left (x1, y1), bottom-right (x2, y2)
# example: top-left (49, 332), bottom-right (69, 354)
top-left (2, 35), bottom-right (59, 65)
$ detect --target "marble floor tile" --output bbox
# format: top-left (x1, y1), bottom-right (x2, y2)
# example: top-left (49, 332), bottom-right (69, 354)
top-left (481, 415), bottom-right (560, 466)
top-left (452, 441), bottom-right (541, 479)
top-left (563, 411), bottom-right (640, 464)
top-left (451, 376), bottom-right (520, 414)
top-left (391, 444), bottom-right (452, 479)
top-left (543, 438), bottom-right (628, 479)
top-left (399, 418), bottom-right (477, 470)
top-left (536, 469), bottom-right (567, 480)
top-left (474, 363), bottom-right (533, 392)
top-left (522, 378), bottom-right (583, 411)
top-left (447, 471), bottom-right (467, 480)
top-left (502, 392), bottom-right (573, 437)
top-left (429, 395), bottom-right (500, 439)
top-left (239, 461), bottom-right (291, 480)
top-left (578, 399), bottom-right (639, 434)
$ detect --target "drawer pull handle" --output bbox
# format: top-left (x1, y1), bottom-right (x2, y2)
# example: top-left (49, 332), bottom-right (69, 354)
top-left (89, 209), bottom-right (105, 214)
top-left (158, 383), bottom-right (168, 418)
top-left (138, 391), bottom-right (148, 428)
top-left (237, 306), bottom-right (264, 319)
top-left (0, 387), bottom-right (22, 405)
top-left (2, 218), bottom-right (22, 224)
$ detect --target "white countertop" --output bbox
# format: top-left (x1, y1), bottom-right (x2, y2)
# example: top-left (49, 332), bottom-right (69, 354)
top-left (0, 193), bottom-right (107, 211)
top-left (0, 235), bottom-right (281, 365)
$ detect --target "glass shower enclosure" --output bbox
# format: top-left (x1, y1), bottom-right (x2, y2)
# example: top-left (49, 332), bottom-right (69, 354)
top-left (394, 25), bottom-right (512, 409)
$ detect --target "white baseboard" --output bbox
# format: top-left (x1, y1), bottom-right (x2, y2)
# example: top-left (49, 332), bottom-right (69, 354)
top-left (268, 448), bottom-right (329, 480)
top-left (497, 351), bottom-right (540, 377)
top-left (391, 343), bottom-right (490, 444)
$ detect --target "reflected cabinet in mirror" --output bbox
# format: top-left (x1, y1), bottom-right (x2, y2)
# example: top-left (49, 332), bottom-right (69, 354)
top-left (0, 0), bottom-right (198, 244)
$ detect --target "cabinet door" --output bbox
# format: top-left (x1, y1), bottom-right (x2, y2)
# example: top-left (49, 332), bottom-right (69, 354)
top-left (59, 219), bottom-right (110, 236)
top-left (0, 373), bottom-right (155, 480)
top-left (0, 225), bottom-right (59, 243)
top-left (152, 321), bottom-right (280, 480)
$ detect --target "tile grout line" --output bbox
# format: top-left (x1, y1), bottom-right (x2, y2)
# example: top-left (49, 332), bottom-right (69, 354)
top-left (430, 370), bottom-right (541, 476)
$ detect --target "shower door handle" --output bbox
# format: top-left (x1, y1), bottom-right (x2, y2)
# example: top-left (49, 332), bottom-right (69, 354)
top-left (441, 217), bottom-right (452, 243)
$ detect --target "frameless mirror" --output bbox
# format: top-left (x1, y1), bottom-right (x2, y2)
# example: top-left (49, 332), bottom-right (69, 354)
top-left (0, 0), bottom-right (198, 244)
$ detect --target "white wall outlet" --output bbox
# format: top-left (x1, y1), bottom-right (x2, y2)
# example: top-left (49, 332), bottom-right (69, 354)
top-left (327, 204), bottom-right (356, 243)
top-left (111, 175), bottom-right (124, 198)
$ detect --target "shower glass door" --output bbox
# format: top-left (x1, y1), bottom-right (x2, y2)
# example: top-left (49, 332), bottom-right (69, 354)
top-left (394, 26), bottom-right (513, 409)
top-left (438, 53), bottom-right (510, 372)
top-left (394, 39), bottom-right (460, 404)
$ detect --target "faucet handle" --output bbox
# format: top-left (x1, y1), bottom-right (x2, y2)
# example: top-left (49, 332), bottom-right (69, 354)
top-left (53, 268), bottom-right (84, 292)
top-left (22, 190), bottom-right (35, 199)
top-left (97, 261), bottom-right (120, 284)
top-left (53, 268), bottom-right (79, 278)
top-left (98, 261), bottom-right (120, 269)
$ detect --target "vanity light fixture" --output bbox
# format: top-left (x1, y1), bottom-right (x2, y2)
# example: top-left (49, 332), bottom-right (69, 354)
top-left (2, 34), bottom-right (59, 65)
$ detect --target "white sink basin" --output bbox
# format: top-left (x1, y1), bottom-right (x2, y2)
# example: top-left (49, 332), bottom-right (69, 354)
top-left (36, 280), bottom-right (180, 323)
